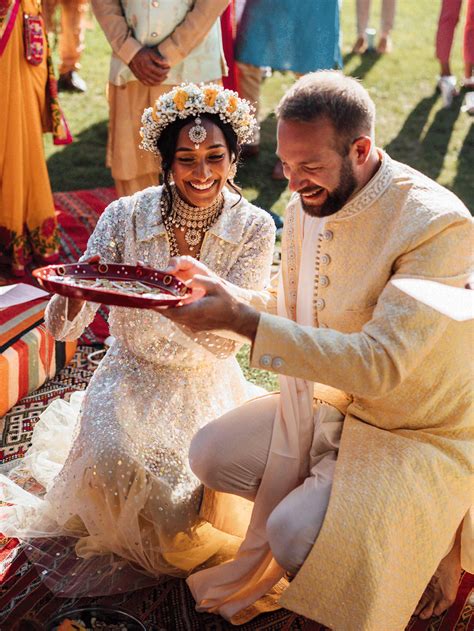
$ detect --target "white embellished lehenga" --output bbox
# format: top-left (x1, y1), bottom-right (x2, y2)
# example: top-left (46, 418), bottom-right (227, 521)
top-left (0, 186), bottom-right (275, 595)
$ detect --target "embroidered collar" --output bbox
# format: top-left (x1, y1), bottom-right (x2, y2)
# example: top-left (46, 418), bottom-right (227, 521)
top-left (134, 186), bottom-right (249, 245)
top-left (330, 149), bottom-right (394, 221)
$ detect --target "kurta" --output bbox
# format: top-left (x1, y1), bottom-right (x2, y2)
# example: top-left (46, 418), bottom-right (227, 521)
top-left (0, 186), bottom-right (276, 596)
top-left (91, 0), bottom-right (229, 187)
top-left (0, 0), bottom-right (59, 276)
top-left (201, 151), bottom-right (473, 630)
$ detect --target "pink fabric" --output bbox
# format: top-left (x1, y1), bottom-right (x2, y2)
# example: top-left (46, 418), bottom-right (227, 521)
top-left (221, 1), bottom-right (239, 92)
top-left (0, 0), bottom-right (19, 56)
top-left (436, 0), bottom-right (474, 65)
top-left (465, 0), bottom-right (474, 64)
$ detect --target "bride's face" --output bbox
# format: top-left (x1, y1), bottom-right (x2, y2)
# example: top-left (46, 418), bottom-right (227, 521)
top-left (171, 118), bottom-right (232, 207)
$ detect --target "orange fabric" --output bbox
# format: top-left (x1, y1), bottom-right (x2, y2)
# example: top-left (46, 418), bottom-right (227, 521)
top-left (0, 0), bottom-right (59, 275)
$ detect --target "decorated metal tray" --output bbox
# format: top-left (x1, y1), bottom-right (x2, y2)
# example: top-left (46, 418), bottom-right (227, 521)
top-left (33, 262), bottom-right (190, 309)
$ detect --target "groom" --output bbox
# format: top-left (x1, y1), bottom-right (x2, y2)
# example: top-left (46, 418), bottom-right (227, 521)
top-left (162, 71), bottom-right (473, 630)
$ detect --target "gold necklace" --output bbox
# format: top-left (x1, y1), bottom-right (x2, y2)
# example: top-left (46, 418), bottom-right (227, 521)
top-left (161, 186), bottom-right (224, 258)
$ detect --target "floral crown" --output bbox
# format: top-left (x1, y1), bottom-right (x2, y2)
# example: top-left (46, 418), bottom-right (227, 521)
top-left (140, 83), bottom-right (258, 153)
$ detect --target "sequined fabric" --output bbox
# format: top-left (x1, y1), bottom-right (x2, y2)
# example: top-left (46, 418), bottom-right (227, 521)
top-left (0, 185), bottom-right (275, 595)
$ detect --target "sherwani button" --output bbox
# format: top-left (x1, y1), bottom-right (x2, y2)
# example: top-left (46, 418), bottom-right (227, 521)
top-left (319, 275), bottom-right (329, 287)
top-left (320, 254), bottom-right (331, 265)
top-left (151, 31), bottom-right (158, 37)
top-left (323, 230), bottom-right (333, 241)
top-left (260, 354), bottom-right (272, 367)
top-left (315, 298), bottom-right (326, 310)
top-left (272, 357), bottom-right (284, 369)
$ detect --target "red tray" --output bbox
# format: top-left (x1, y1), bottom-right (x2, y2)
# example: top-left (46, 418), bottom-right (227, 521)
top-left (33, 262), bottom-right (190, 309)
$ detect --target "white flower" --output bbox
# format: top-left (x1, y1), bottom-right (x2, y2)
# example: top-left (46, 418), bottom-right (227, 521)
top-left (140, 83), bottom-right (258, 154)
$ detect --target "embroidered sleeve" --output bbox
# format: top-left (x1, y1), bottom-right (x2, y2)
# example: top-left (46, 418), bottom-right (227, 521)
top-left (45, 200), bottom-right (126, 341)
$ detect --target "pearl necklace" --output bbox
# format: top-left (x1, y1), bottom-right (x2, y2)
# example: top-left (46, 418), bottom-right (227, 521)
top-left (161, 186), bottom-right (224, 259)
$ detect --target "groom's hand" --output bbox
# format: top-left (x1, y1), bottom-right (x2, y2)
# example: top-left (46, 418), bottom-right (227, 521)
top-left (160, 273), bottom-right (260, 342)
top-left (165, 255), bottom-right (215, 284)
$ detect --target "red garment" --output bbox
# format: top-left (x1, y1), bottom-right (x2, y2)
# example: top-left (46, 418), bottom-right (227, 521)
top-left (436, 0), bottom-right (474, 65)
top-left (220, 1), bottom-right (239, 91)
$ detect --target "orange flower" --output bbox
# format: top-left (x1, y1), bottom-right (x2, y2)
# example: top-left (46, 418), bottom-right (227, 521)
top-left (204, 88), bottom-right (218, 107)
top-left (226, 95), bottom-right (238, 113)
top-left (173, 90), bottom-right (188, 111)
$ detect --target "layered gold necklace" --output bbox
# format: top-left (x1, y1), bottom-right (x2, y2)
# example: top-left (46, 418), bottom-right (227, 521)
top-left (161, 186), bottom-right (224, 259)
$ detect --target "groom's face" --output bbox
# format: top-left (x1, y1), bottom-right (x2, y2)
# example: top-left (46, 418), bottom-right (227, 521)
top-left (276, 117), bottom-right (359, 218)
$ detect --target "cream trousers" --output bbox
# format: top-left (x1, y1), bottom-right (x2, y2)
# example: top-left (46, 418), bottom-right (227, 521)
top-left (189, 393), bottom-right (343, 574)
top-left (356, 0), bottom-right (397, 37)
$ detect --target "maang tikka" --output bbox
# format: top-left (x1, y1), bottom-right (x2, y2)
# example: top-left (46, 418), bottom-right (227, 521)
top-left (188, 117), bottom-right (207, 149)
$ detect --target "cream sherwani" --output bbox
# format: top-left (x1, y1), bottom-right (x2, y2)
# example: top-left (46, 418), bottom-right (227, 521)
top-left (189, 151), bottom-right (474, 630)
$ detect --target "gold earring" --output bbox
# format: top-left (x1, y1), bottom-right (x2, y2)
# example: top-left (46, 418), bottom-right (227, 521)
top-left (228, 162), bottom-right (237, 181)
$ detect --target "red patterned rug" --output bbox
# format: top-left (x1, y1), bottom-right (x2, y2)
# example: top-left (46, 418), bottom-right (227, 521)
top-left (0, 346), bottom-right (98, 465)
top-left (0, 537), bottom-right (472, 630)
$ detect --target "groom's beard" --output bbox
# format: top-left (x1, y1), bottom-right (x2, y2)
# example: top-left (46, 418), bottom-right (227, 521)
top-left (299, 158), bottom-right (358, 218)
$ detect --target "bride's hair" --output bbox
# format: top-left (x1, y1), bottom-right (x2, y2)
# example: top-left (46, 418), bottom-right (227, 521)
top-left (157, 113), bottom-right (242, 204)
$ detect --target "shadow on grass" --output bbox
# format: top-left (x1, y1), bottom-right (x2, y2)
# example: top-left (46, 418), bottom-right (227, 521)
top-left (236, 114), bottom-right (288, 216)
top-left (451, 122), bottom-right (473, 212)
top-left (385, 92), bottom-right (438, 167)
top-left (385, 91), bottom-right (470, 207)
top-left (344, 51), bottom-right (381, 80)
top-left (47, 120), bottom-right (113, 193)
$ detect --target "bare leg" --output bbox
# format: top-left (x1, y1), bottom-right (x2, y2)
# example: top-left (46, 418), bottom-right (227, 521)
top-left (414, 524), bottom-right (462, 620)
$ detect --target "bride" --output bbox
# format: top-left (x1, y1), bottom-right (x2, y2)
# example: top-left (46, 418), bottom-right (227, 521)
top-left (0, 84), bottom-right (275, 596)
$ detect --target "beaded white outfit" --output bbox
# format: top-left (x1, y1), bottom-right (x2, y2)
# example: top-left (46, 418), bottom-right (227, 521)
top-left (0, 185), bottom-right (275, 596)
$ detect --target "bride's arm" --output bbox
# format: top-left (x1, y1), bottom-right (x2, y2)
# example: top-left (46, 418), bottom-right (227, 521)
top-left (45, 199), bottom-right (126, 341)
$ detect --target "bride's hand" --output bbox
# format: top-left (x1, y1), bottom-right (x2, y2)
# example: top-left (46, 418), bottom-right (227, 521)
top-left (65, 254), bottom-right (101, 321)
top-left (165, 256), bottom-right (215, 284)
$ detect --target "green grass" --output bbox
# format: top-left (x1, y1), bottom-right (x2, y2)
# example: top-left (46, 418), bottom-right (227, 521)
top-left (43, 1), bottom-right (472, 392)
top-left (45, 1), bottom-right (473, 214)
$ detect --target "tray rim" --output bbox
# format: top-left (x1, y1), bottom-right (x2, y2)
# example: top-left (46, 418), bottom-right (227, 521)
top-left (33, 263), bottom-right (190, 309)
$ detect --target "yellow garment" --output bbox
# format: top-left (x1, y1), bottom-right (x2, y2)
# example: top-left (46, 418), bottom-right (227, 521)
top-left (247, 152), bottom-right (473, 630)
top-left (106, 82), bottom-right (168, 184)
top-left (0, 0), bottom-right (59, 275)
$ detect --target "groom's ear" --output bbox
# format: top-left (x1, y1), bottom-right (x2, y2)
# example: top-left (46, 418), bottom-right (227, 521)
top-left (350, 136), bottom-right (372, 165)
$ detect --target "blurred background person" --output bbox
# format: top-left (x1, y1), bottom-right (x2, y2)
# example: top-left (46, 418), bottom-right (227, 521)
top-left (0, 0), bottom-right (71, 277)
top-left (436, 0), bottom-right (474, 107)
top-left (43, 0), bottom-right (89, 92)
top-left (235, 0), bottom-right (341, 178)
top-left (92, 0), bottom-right (230, 198)
top-left (352, 0), bottom-right (397, 54)
top-left (221, 0), bottom-right (238, 91)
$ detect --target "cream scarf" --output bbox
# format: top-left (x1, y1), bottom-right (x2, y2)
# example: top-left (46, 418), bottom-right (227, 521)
top-left (187, 201), bottom-right (327, 622)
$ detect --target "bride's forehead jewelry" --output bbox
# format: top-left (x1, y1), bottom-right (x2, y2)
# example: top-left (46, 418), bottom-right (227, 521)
top-left (188, 117), bottom-right (207, 149)
top-left (139, 83), bottom-right (258, 154)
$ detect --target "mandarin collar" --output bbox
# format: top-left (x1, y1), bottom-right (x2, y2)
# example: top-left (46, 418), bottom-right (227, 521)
top-left (134, 185), bottom-right (247, 245)
top-left (329, 149), bottom-right (394, 221)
